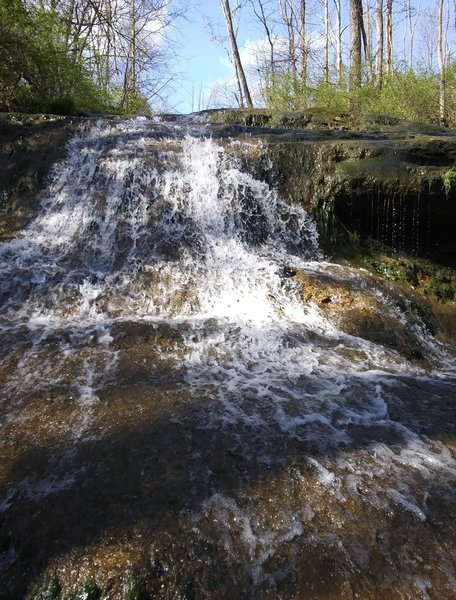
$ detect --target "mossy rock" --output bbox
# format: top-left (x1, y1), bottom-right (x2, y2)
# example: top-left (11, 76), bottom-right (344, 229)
top-left (64, 581), bottom-right (100, 600)
top-left (338, 307), bottom-right (424, 360)
top-left (30, 577), bottom-right (62, 600)
top-left (292, 265), bottom-right (435, 360)
top-left (126, 580), bottom-right (148, 600)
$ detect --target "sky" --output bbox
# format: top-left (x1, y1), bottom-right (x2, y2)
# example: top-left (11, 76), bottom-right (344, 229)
top-left (169, 3), bottom-right (239, 113)
top-left (164, 1), bottom-right (268, 114)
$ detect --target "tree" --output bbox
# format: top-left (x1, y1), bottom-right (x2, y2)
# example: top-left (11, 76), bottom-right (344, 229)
top-left (385, 0), bottom-right (393, 75)
top-left (375, 0), bottom-right (383, 88)
top-left (334, 0), bottom-right (343, 84)
top-left (350, 0), bottom-right (363, 89)
top-left (249, 0), bottom-right (276, 75)
top-left (278, 0), bottom-right (297, 78)
top-left (0, 0), bottom-right (99, 112)
top-left (323, 0), bottom-right (329, 83)
top-left (437, 0), bottom-right (447, 124)
top-left (220, 0), bottom-right (253, 107)
top-left (298, 0), bottom-right (307, 83)
top-left (17, 0), bottom-right (185, 113)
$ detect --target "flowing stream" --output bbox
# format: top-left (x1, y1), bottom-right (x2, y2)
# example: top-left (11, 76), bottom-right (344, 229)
top-left (1, 117), bottom-right (456, 598)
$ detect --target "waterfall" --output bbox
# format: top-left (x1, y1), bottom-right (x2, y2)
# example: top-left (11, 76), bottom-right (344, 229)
top-left (1, 117), bottom-right (456, 597)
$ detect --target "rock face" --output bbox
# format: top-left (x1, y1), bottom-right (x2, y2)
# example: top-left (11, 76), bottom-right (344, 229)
top-left (291, 264), bottom-right (447, 361)
top-left (266, 135), bottom-right (456, 267)
top-left (0, 114), bottom-right (79, 237)
top-left (209, 109), bottom-right (456, 267)
top-left (1, 113), bottom-right (456, 599)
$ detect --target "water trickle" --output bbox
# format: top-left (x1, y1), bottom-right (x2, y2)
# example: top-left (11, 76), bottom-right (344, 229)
top-left (1, 118), bottom-right (456, 596)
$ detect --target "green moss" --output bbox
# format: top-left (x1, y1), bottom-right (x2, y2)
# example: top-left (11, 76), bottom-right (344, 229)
top-left (208, 108), bottom-right (445, 134)
top-left (125, 579), bottom-right (148, 600)
top-left (30, 578), bottom-right (62, 600)
top-left (64, 581), bottom-right (100, 600)
top-left (442, 163), bottom-right (456, 196)
top-left (330, 236), bottom-right (456, 309)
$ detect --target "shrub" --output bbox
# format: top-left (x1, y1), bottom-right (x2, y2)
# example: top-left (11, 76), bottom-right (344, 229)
top-left (48, 96), bottom-right (76, 115)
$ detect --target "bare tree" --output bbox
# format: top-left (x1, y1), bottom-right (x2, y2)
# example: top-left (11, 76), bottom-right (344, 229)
top-left (220, 0), bottom-right (254, 107)
top-left (437, 0), bottom-right (447, 124)
top-left (334, 0), bottom-right (343, 84)
top-left (375, 0), bottom-right (383, 87)
top-left (350, 0), bottom-right (363, 89)
top-left (298, 0), bottom-right (307, 83)
top-left (277, 0), bottom-right (298, 77)
top-left (323, 0), bottom-right (329, 83)
top-left (417, 7), bottom-right (438, 72)
top-left (404, 0), bottom-right (420, 70)
top-left (386, 0), bottom-right (393, 75)
top-left (249, 0), bottom-right (276, 75)
top-left (363, 0), bottom-right (373, 82)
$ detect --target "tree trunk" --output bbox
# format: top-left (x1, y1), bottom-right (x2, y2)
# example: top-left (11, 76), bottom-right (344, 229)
top-left (335, 0), bottom-right (343, 85)
top-left (250, 0), bottom-right (275, 76)
top-left (375, 0), bottom-right (383, 88)
top-left (437, 0), bottom-right (447, 125)
top-left (278, 0), bottom-right (297, 78)
top-left (350, 0), bottom-right (363, 90)
top-left (406, 0), bottom-right (418, 70)
top-left (386, 0), bottom-right (393, 75)
top-left (363, 0), bottom-right (373, 83)
top-left (220, 0), bottom-right (253, 108)
top-left (299, 0), bottom-right (307, 84)
top-left (323, 0), bottom-right (329, 83)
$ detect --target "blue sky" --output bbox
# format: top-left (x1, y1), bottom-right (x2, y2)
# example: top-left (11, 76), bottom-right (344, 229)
top-left (170, 2), bottom-right (240, 113)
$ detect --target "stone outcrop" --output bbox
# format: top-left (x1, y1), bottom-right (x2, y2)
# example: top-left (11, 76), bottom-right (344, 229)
top-left (267, 135), bottom-right (456, 267)
top-left (0, 114), bottom-right (78, 237)
top-left (209, 109), bottom-right (456, 266)
top-left (290, 264), bottom-right (454, 362)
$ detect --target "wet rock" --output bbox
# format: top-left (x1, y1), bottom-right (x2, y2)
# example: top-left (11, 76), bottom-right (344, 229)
top-left (208, 109), bottom-right (456, 266)
top-left (30, 577), bottom-right (61, 600)
top-left (266, 136), bottom-right (456, 266)
top-left (65, 580), bottom-right (101, 600)
top-left (0, 114), bottom-right (79, 237)
top-left (292, 265), bottom-right (436, 361)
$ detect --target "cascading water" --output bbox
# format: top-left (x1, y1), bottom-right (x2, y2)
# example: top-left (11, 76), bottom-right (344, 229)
top-left (1, 117), bottom-right (456, 598)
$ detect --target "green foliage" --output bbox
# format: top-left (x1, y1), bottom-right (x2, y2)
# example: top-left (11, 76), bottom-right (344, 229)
top-left (122, 90), bottom-right (153, 116)
top-left (310, 81), bottom-right (349, 114)
top-left (438, 62), bottom-right (456, 128)
top-left (48, 97), bottom-right (77, 116)
top-left (442, 163), bottom-right (456, 196)
top-left (262, 70), bottom-right (309, 111)
top-left (374, 70), bottom-right (439, 123)
top-left (262, 65), bottom-right (454, 127)
top-left (0, 0), bottom-right (143, 115)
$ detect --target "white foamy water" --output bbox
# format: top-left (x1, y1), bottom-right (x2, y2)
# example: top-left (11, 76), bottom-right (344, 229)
top-left (1, 117), bottom-right (456, 593)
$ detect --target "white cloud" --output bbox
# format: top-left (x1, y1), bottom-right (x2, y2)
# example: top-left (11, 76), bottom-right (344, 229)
top-left (219, 55), bottom-right (234, 71)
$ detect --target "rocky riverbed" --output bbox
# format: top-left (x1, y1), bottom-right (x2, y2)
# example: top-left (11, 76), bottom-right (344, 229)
top-left (1, 113), bottom-right (456, 599)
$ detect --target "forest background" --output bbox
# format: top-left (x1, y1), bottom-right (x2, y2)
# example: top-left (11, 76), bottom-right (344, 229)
top-left (0, 0), bottom-right (455, 126)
